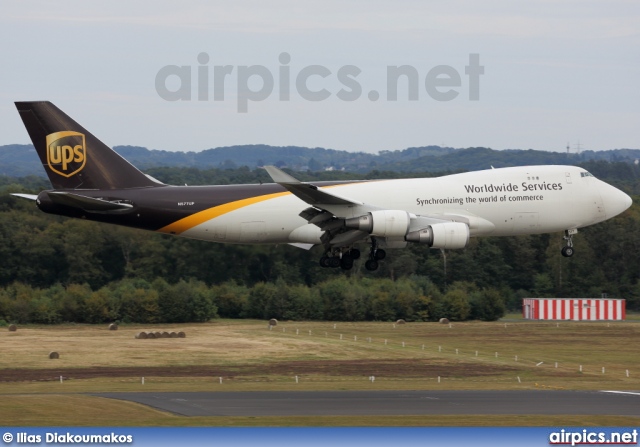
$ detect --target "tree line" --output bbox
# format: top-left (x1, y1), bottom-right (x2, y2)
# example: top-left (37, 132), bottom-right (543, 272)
top-left (0, 276), bottom-right (505, 325)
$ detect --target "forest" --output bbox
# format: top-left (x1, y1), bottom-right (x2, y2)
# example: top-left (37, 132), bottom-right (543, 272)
top-left (0, 160), bottom-right (638, 325)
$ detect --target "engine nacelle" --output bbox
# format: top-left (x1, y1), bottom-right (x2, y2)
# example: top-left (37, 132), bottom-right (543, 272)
top-left (345, 210), bottom-right (411, 238)
top-left (405, 222), bottom-right (469, 249)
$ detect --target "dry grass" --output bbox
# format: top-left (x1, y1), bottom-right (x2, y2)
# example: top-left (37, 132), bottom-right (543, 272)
top-left (1, 318), bottom-right (639, 426)
top-left (0, 321), bottom-right (307, 369)
top-left (1, 319), bottom-right (639, 384)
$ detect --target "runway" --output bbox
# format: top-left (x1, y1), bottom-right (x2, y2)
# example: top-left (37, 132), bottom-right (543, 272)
top-left (95, 390), bottom-right (640, 417)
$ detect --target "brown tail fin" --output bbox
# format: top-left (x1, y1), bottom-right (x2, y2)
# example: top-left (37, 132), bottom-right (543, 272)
top-left (15, 101), bottom-right (161, 190)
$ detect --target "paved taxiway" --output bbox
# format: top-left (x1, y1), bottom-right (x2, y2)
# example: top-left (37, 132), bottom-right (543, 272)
top-left (95, 390), bottom-right (640, 417)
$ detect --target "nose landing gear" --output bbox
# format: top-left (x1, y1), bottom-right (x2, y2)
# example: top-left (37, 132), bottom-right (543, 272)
top-left (561, 229), bottom-right (577, 257)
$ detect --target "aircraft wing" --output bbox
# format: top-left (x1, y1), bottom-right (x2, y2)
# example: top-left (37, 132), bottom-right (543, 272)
top-left (265, 166), bottom-right (373, 247)
top-left (264, 166), bottom-right (458, 249)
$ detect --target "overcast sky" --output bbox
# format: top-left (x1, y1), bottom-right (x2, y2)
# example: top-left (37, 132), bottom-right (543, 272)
top-left (1, 1), bottom-right (639, 154)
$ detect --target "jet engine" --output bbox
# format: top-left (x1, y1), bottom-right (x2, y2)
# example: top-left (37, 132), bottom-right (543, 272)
top-left (344, 211), bottom-right (469, 249)
top-left (344, 210), bottom-right (411, 238)
top-left (405, 222), bottom-right (469, 249)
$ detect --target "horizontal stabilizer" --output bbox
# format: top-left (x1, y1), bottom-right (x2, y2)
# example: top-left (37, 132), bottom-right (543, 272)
top-left (11, 193), bottom-right (38, 201)
top-left (47, 191), bottom-right (133, 213)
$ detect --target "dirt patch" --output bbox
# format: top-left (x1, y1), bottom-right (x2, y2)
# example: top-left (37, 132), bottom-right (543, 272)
top-left (0, 359), bottom-right (517, 382)
top-left (0, 366), bottom-right (231, 382)
top-left (256, 359), bottom-right (516, 378)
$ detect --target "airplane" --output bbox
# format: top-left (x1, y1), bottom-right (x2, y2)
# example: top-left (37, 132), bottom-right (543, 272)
top-left (12, 101), bottom-right (633, 271)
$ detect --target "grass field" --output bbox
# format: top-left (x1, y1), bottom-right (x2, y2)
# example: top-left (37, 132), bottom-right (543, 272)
top-left (1, 318), bottom-right (639, 426)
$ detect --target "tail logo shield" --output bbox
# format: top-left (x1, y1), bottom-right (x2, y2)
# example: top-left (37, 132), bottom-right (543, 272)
top-left (45, 131), bottom-right (87, 177)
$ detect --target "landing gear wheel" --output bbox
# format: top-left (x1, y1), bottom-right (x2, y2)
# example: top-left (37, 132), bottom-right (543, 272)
top-left (328, 257), bottom-right (341, 268)
top-left (319, 256), bottom-right (331, 268)
top-left (562, 229), bottom-right (576, 258)
top-left (374, 249), bottom-right (386, 260)
top-left (349, 248), bottom-right (361, 260)
top-left (365, 259), bottom-right (379, 271)
top-left (561, 246), bottom-right (574, 258)
top-left (340, 256), bottom-right (354, 270)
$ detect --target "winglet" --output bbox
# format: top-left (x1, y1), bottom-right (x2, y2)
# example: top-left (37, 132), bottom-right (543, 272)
top-left (264, 166), bottom-right (301, 184)
top-left (264, 166), bottom-right (362, 206)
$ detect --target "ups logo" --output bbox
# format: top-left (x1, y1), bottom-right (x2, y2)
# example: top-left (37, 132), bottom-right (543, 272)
top-left (45, 131), bottom-right (87, 177)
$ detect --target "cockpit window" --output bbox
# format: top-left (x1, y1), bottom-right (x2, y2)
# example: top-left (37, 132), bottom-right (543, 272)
top-left (580, 171), bottom-right (594, 178)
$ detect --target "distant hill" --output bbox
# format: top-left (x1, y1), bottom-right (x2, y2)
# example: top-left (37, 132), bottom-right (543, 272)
top-left (0, 144), bottom-right (43, 177)
top-left (1, 143), bottom-right (639, 178)
top-left (383, 147), bottom-right (581, 172)
top-left (113, 144), bottom-right (457, 172)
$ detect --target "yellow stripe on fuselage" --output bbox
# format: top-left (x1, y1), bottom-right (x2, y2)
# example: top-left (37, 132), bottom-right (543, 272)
top-left (158, 191), bottom-right (291, 235)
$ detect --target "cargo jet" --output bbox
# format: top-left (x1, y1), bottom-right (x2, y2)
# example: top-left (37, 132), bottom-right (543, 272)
top-left (13, 101), bottom-right (632, 271)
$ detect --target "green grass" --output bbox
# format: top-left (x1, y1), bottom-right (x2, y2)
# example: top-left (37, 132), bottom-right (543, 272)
top-left (1, 395), bottom-right (638, 427)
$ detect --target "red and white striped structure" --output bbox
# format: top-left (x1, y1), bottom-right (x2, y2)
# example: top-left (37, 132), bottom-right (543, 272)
top-left (522, 298), bottom-right (626, 321)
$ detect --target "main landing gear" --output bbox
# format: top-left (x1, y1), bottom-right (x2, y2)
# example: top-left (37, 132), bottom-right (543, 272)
top-left (319, 248), bottom-right (361, 270)
top-left (364, 237), bottom-right (385, 271)
top-left (561, 229), bottom-right (576, 257)
top-left (318, 238), bottom-right (386, 271)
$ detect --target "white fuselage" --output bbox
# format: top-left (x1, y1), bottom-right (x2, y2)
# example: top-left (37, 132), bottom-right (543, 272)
top-left (175, 165), bottom-right (631, 246)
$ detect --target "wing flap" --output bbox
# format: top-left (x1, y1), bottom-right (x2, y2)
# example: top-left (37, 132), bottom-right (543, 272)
top-left (329, 229), bottom-right (369, 246)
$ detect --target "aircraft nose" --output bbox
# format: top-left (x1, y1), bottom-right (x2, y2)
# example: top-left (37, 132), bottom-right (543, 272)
top-left (601, 183), bottom-right (632, 218)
